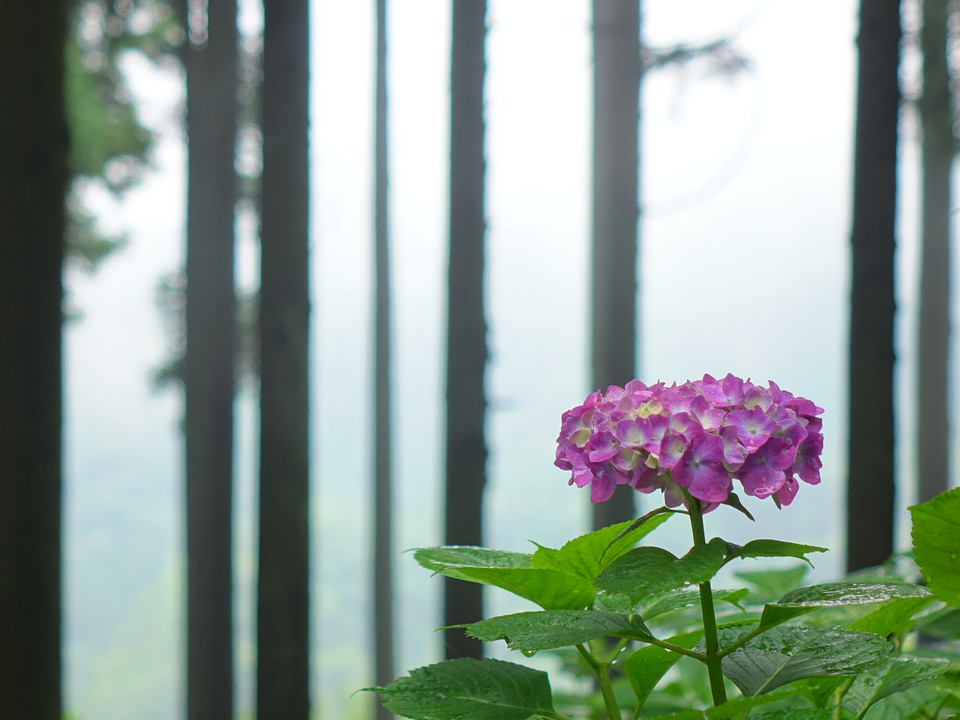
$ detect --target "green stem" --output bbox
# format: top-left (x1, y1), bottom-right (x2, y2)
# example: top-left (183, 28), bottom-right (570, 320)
top-left (576, 644), bottom-right (621, 720)
top-left (833, 677), bottom-right (854, 720)
top-left (688, 499), bottom-right (728, 707)
top-left (625, 632), bottom-right (706, 662)
top-left (717, 623), bottom-right (765, 659)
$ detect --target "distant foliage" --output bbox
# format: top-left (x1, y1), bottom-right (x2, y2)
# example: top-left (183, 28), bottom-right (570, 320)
top-left (65, 0), bottom-right (182, 272)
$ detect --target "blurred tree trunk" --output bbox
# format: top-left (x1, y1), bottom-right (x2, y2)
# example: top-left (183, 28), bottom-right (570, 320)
top-left (257, 0), bottom-right (311, 717)
top-left (591, 0), bottom-right (641, 530)
top-left (846, 0), bottom-right (901, 572)
top-left (182, 2), bottom-right (238, 719)
top-left (373, 0), bottom-right (395, 716)
top-left (0, 3), bottom-right (68, 719)
top-left (917, 0), bottom-right (953, 503)
top-left (444, 0), bottom-right (488, 661)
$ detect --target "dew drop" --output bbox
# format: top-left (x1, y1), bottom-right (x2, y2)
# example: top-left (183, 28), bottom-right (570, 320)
top-left (521, 649), bottom-right (537, 658)
top-left (951, 552), bottom-right (958, 561)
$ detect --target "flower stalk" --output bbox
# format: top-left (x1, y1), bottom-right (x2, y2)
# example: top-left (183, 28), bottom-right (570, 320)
top-left (688, 498), bottom-right (728, 706)
top-left (576, 643), bottom-right (622, 720)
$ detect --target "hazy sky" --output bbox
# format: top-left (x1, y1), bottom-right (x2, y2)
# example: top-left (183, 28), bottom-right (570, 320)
top-left (63, 1), bottom-right (954, 717)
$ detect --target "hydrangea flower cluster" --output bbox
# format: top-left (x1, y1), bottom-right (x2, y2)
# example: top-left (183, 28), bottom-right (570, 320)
top-left (555, 374), bottom-right (824, 508)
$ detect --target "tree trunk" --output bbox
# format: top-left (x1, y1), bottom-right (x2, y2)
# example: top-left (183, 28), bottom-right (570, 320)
top-left (182, 2), bottom-right (238, 719)
top-left (373, 1), bottom-right (395, 717)
top-left (846, 0), bottom-right (901, 572)
top-left (591, 0), bottom-right (641, 530)
top-left (0, 3), bottom-right (68, 719)
top-left (917, 0), bottom-right (952, 503)
top-left (257, 0), bottom-right (311, 717)
top-left (444, 0), bottom-right (488, 662)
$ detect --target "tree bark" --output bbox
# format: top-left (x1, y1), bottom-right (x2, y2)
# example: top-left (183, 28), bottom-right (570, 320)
top-left (591, 0), bottom-right (641, 530)
top-left (257, 0), bottom-right (311, 717)
top-left (373, 0), bottom-right (395, 716)
top-left (846, 0), bottom-right (901, 572)
top-left (444, 0), bottom-right (488, 661)
top-left (916, 0), bottom-right (953, 503)
top-left (0, 3), bottom-right (68, 719)
top-left (183, 2), bottom-right (238, 719)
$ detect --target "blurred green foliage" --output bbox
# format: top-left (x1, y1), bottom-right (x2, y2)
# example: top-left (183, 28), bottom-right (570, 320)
top-left (65, 0), bottom-right (182, 272)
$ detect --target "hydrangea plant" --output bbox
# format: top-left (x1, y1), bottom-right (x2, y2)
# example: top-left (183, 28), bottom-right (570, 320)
top-left (366, 376), bottom-right (960, 719)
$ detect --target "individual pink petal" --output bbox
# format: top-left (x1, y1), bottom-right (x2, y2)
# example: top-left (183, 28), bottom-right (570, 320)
top-left (590, 466), bottom-right (617, 503)
top-left (792, 433), bottom-right (823, 484)
top-left (720, 426), bottom-right (748, 471)
top-left (773, 476), bottom-right (799, 506)
top-left (643, 414), bottom-right (670, 453)
top-left (612, 447), bottom-right (641, 472)
top-left (627, 463), bottom-right (660, 493)
top-left (690, 395), bottom-right (725, 432)
top-left (672, 433), bottom-right (731, 502)
top-left (725, 406), bottom-right (776, 451)
top-left (615, 416), bottom-right (652, 449)
top-left (739, 462), bottom-right (786, 499)
top-left (658, 429), bottom-right (688, 469)
top-left (586, 428), bottom-right (619, 463)
top-left (699, 372), bottom-right (743, 407)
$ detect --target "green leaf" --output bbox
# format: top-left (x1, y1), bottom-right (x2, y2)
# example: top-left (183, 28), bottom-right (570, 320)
top-left (414, 546), bottom-right (533, 573)
top-left (533, 512), bottom-right (674, 581)
top-left (608, 506), bottom-right (676, 546)
top-left (842, 657), bottom-right (950, 717)
top-left (460, 610), bottom-right (653, 652)
top-left (452, 568), bottom-right (596, 610)
top-left (639, 695), bottom-right (827, 720)
top-left (597, 538), bottom-right (727, 603)
top-left (862, 684), bottom-right (957, 720)
top-left (911, 487), bottom-right (960, 609)
top-left (414, 546), bottom-right (595, 610)
top-left (735, 565), bottom-right (809, 602)
top-left (720, 491), bottom-right (756, 521)
top-left (916, 605), bottom-right (960, 640)
top-left (366, 658), bottom-right (554, 720)
top-left (847, 595), bottom-right (935, 636)
top-left (759, 583), bottom-right (932, 631)
top-left (719, 625), bottom-right (890, 696)
top-left (744, 710), bottom-right (832, 720)
top-left (623, 630), bottom-right (702, 706)
top-left (705, 687), bottom-right (811, 719)
top-left (730, 540), bottom-right (828, 567)
top-left (641, 587), bottom-right (749, 620)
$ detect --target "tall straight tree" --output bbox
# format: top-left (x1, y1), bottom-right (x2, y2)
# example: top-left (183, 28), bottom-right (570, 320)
top-left (916, 0), bottom-right (953, 503)
top-left (591, 0), bottom-right (641, 530)
top-left (444, 0), bottom-right (488, 661)
top-left (0, 4), bottom-right (68, 719)
top-left (181, 2), bottom-right (238, 719)
top-left (846, 0), bottom-right (901, 571)
top-left (372, 0), bottom-right (395, 716)
top-left (257, 0), bottom-right (311, 717)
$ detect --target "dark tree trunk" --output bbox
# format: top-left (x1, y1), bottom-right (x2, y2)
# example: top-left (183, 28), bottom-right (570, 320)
top-left (0, 3), bottom-right (68, 719)
top-left (182, 2), bottom-right (238, 719)
top-left (373, 0), bottom-right (395, 716)
top-left (846, 0), bottom-right (901, 572)
top-left (444, 0), bottom-right (488, 661)
top-left (257, 0), bottom-right (311, 717)
top-left (591, 0), bottom-right (641, 530)
top-left (917, 0), bottom-right (952, 503)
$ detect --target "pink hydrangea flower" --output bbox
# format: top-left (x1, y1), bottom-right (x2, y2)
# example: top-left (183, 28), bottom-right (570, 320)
top-left (555, 374), bottom-right (824, 508)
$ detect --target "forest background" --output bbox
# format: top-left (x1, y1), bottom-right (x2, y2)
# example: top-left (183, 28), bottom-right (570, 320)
top-left (4, 0), bottom-right (953, 718)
